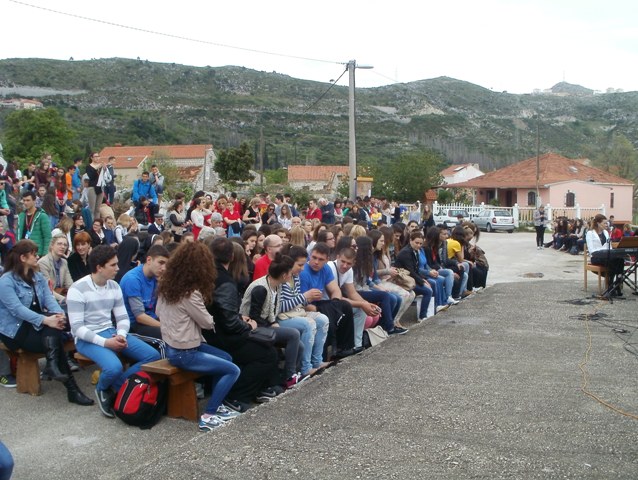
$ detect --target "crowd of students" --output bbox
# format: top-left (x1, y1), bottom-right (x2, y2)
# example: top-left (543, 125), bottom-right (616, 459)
top-left (0, 152), bottom-right (492, 437)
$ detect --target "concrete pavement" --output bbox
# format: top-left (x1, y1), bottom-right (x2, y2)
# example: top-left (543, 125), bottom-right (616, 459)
top-left (1, 232), bottom-right (637, 479)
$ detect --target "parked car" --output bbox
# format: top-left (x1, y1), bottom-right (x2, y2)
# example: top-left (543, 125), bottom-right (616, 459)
top-left (472, 209), bottom-right (515, 233)
top-left (433, 209), bottom-right (470, 228)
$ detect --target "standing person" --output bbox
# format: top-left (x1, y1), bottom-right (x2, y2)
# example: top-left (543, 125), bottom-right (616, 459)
top-left (533, 205), bottom-right (548, 250)
top-left (149, 164), bottom-right (164, 204)
top-left (319, 198), bottom-right (335, 225)
top-left (67, 245), bottom-right (161, 418)
top-left (157, 242), bottom-right (241, 431)
top-left (17, 191), bottom-right (51, 257)
top-left (0, 240), bottom-right (93, 406)
top-left (120, 244), bottom-right (169, 339)
top-left (71, 158), bottom-right (83, 201)
top-left (103, 156), bottom-right (117, 206)
top-left (306, 199), bottom-right (323, 221)
top-left (85, 152), bottom-right (104, 222)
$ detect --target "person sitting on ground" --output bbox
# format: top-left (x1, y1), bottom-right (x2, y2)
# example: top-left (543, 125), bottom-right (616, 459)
top-left (120, 245), bottom-right (169, 339)
top-left (279, 245), bottom-right (330, 376)
top-left (463, 225), bottom-right (488, 290)
top-left (67, 231), bottom-right (92, 282)
top-left (67, 245), bottom-right (161, 418)
top-left (394, 231), bottom-right (434, 322)
top-left (240, 255), bottom-right (303, 389)
top-left (352, 236), bottom-right (405, 334)
top-left (368, 229), bottom-right (415, 329)
top-left (88, 218), bottom-right (107, 248)
top-left (0, 240), bottom-right (93, 406)
top-left (147, 213), bottom-right (165, 236)
top-left (203, 237), bottom-right (281, 412)
top-left (134, 196), bottom-right (155, 226)
top-left (298, 242), bottom-right (358, 359)
top-left (156, 241), bottom-right (241, 432)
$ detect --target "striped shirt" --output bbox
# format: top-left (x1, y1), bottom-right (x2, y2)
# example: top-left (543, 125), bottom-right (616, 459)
top-left (67, 274), bottom-right (130, 347)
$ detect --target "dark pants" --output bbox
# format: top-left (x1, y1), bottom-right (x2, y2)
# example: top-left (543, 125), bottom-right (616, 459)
top-left (130, 323), bottom-right (162, 340)
top-left (0, 323), bottom-right (70, 375)
top-left (315, 299), bottom-right (355, 358)
top-left (535, 226), bottom-right (545, 247)
top-left (203, 331), bottom-right (280, 404)
top-left (591, 251), bottom-right (625, 293)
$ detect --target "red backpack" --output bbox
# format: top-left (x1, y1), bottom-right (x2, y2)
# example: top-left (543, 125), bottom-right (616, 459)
top-left (113, 372), bottom-right (166, 429)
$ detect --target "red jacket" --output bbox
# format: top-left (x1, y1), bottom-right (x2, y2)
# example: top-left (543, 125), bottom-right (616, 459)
top-left (306, 208), bottom-right (322, 221)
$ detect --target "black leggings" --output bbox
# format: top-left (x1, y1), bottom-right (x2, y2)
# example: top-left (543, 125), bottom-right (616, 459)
top-left (535, 226), bottom-right (545, 247)
top-left (0, 323), bottom-right (70, 374)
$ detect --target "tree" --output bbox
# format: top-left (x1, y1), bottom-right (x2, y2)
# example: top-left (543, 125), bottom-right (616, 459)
top-left (143, 151), bottom-right (193, 201)
top-left (368, 152), bottom-right (444, 202)
top-left (214, 142), bottom-right (254, 187)
top-left (2, 108), bottom-right (77, 167)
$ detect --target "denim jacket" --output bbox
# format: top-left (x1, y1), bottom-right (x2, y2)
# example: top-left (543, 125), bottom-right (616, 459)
top-left (0, 271), bottom-right (63, 339)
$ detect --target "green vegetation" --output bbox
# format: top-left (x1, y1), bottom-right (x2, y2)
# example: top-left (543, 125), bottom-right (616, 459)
top-left (214, 142), bottom-right (254, 187)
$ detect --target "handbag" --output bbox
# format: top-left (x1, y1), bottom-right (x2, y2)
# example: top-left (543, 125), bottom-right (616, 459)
top-left (392, 268), bottom-right (416, 291)
top-left (362, 325), bottom-right (389, 349)
top-left (247, 326), bottom-right (276, 345)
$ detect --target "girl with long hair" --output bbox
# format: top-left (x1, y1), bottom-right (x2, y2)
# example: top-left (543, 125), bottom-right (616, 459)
top-left (352, 236), bottom-right (403, 335)
top-left (423, 227), bottom-right (457, 305)
top-left (157, 242), bottom-right (241, 431)
top-left (0, 240), bottom-right (93, 406)
top-left (368, 229), bottom-right (415, 328)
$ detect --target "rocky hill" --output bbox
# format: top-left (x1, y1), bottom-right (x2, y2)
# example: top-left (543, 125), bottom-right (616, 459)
top-left (0, 57), bottom-right (637, 171)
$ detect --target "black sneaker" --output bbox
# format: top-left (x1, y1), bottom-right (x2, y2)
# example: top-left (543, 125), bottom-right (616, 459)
top-left (390, 326), bottom-right (408, 335)
top-left (0, 375), bottom-right (16, 388)
top-left (255, 387), bottom-right (277, 403)
top-left (223, 398), bottom-right (250, 413)
top-left (95, 387), bottom-right (115, 418)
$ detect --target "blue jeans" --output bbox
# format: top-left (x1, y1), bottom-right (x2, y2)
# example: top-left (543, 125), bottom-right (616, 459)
top-left (279, 314), bottom-right (329, 374)
top-left (166, 344), bottom-right (240, 415)
top-left (0, 441), bottom-right (13, 480)
top-left (76, 328), bottom-right (160, 392)
top-left (353, 308), bottom-right (366, 348)
top-left (421, 268), bottom-right (447, 306)
top-left (358, 289), bottom-right (398, 333)
top-left (413, 282), bottom-right (433, 319)
top-left (438, 268), bottom-right (454, 298)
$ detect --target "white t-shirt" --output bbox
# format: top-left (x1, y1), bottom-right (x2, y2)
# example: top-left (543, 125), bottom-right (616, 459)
top-left (323, 261), bottom-right (353, 300)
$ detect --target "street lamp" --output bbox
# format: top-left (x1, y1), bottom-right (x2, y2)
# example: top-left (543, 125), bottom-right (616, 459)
top-left (347, 60), bottom-right (373, 201)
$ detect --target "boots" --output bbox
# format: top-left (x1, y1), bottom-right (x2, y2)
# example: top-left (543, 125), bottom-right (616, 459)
top-left (41, 336), bottom-right (69, 382)
top-left (64, 377), bottom-right (94, 406)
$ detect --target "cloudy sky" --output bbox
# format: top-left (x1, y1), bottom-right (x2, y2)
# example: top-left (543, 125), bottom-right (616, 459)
top-left (2, 0), bottom-right (637, 93)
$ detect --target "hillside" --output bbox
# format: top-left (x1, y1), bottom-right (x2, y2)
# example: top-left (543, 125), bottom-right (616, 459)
top-left (1, 57), bottom-right (637, 171)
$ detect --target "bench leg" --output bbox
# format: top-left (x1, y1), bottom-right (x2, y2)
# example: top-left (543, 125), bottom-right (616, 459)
top-left (16, 352), bottom-right (42, 396)
top-left (167, 380), bottom-right (199, 421)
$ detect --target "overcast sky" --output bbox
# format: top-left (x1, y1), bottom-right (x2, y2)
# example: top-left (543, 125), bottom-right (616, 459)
top-left (2, 0), bottom-right (637, 93)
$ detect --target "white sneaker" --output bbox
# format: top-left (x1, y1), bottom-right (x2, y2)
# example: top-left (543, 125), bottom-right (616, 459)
top-left (436, 305), bottom-right (449, 314)
top-left (199, 414), bottom-right (224, 432)
top-left (447, 296), bottom-right (460, 305)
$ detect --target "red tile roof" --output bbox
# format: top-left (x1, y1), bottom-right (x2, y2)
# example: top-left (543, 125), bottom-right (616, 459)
top-left (176, 166), bottom-right (203, 183)
top-left (287, 165), bottom-right (349, 181)
top-left (446, 153), bottom-right (633, 188)
top-left (99, 145), bottom-right (213, 170)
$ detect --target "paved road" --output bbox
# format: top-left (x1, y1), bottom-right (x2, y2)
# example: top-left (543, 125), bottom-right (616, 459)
top-left (1, 232), bottom-right (636, 479)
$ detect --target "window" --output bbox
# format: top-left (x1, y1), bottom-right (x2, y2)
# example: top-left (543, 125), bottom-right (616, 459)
top-left (565, 191), bottom-right (575, 207)
top-left (610, 192), bottom-right (614, 208)
top-left (527, 191), bottom-right (536, 206)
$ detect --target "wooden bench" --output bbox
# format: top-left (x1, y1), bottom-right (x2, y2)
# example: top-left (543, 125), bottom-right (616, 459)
top-left (0, 339), bottom-right (76, 396)
top-left (142, 359), bottom-right (201, 421)
top-left (74, 354), bottom-right (201, 421)
top-left (583, 244), bottom-right (609, 294)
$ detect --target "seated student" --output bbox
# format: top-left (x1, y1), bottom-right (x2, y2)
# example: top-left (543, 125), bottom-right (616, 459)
top-left (586, 214), bottom-right (625, 296)
top-left (463, 225), bottom-right (488, 290)
top-left (438, 228), bottom-right (468, 300)
top-left (0, 440), bottom-right (14, 480)
top-left (204, 237), bottom-right (281, 412)
top-left (448, 226), bottom-right (473, 297)
top-left (279, 245), bottom-right (330, 376)
top-left (147, 213), bottom-right (165, 236)
top-left (67, 245), bottom-right (161, 418)
top-left (156, 242), bottom-right (241, 432)
top-left (0, 240), bottom-right (93, 406)
top-left (0, 222), bottom-right (16, 265)
top-left (240, 255), bottom-right (303, 388)
top-left (88, 218), bottom-right (107, 248)
top-left (37, 233), bottom-right (74, 306)
top-left (299, 242), bottom-right (358, 359)
top-left (394, 231), bottom-right (434, 322)
top-left (67, 231), bottom-right (92, 282)
top-left (133, 196), bottom-right (154, 226)
top-left (422, 227), bottom-right (457, 305)
top-left (119, 244), bottom-right (170, 339)
top-left (352, 236), bottom-right (405, 334)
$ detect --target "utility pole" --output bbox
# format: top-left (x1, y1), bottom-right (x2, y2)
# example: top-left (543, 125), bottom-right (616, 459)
top-left (347, 60), bottom-right (373, 201)
top-left (259, 126), bottom-right (264, 188)
top-left (535, 116), bottom-right (540, 207)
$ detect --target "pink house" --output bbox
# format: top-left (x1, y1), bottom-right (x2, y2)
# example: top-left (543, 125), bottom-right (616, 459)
top-left (445, 153), bottom-right (634, 222)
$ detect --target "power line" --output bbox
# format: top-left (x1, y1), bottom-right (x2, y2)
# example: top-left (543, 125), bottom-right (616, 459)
top-left (302, 68), bottom-right (348, 115)
top-left (8, 0), bottom-right (344, 67)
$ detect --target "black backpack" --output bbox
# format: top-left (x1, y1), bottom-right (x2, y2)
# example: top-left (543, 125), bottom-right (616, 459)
top-left (113, 372), bottom-right (167, 429)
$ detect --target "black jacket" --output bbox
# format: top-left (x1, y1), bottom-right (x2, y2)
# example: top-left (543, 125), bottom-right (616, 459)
top-left (394, 245), bottom-right (425, 286)
top-left (207, 265), bottom-right (251, 337)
